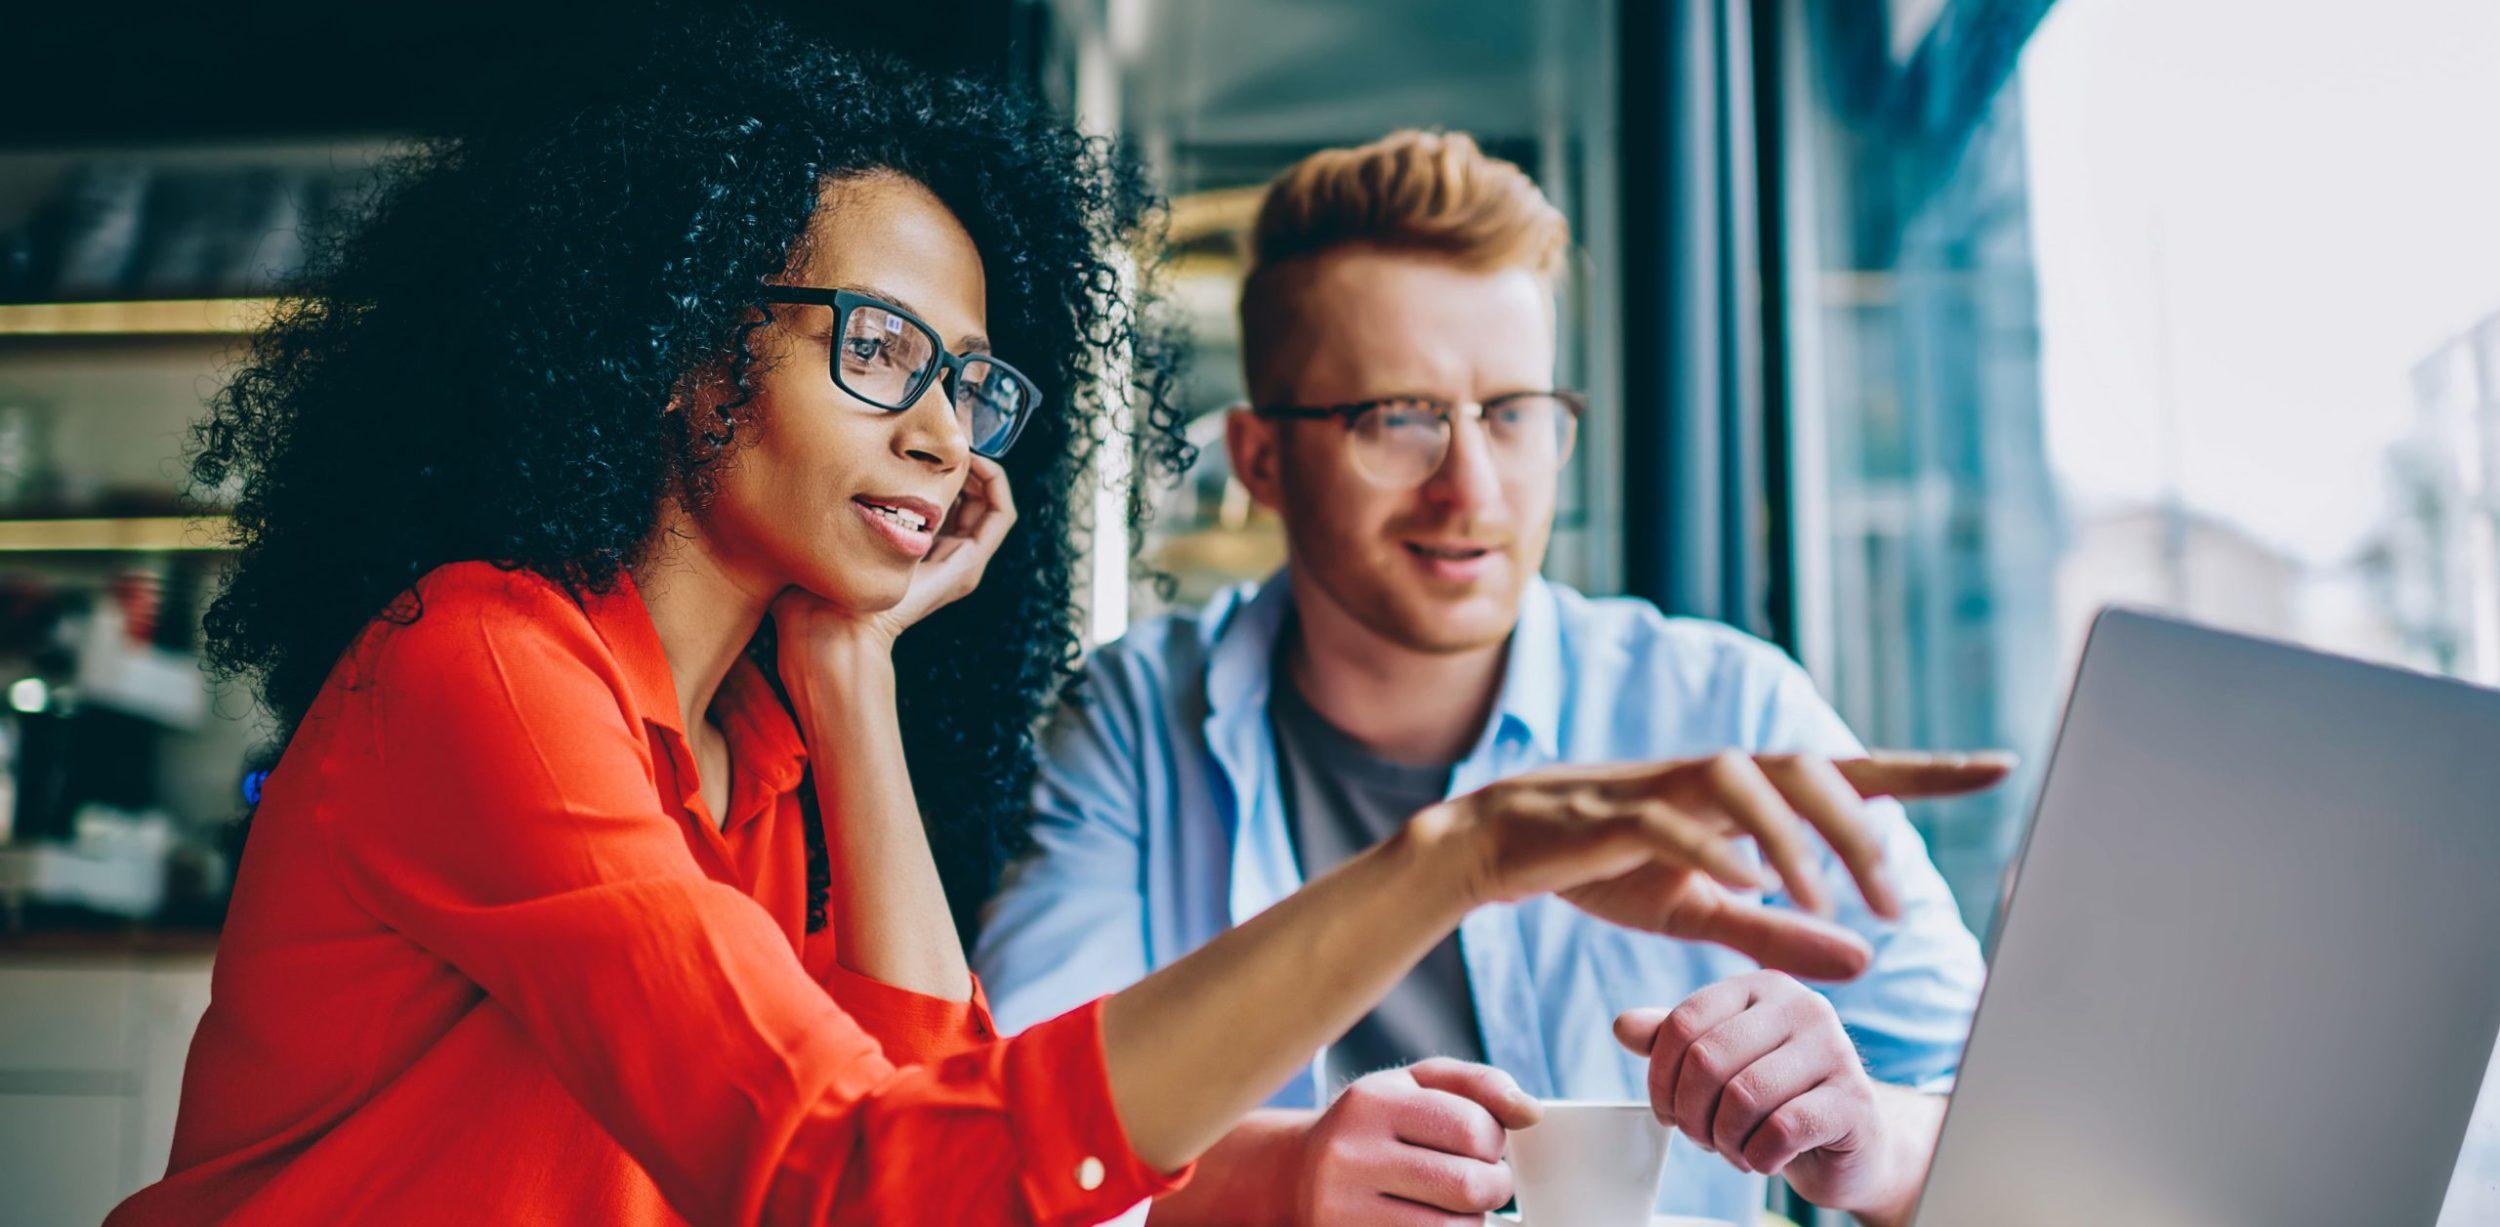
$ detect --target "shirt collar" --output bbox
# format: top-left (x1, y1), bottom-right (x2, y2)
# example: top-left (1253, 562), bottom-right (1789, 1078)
top-left (714, 657), bottom-right (809, 796)
top-left (1202, 571), bottom-right (1298, 723)
top-left (1494, 577), bottom-right (1566, 760)
top-left (579, 570), bottom-right (684, 735)
top-left (1205, 568), bottom-right (1566, 762)
top-left (577, 571), bottom-right (808, 796)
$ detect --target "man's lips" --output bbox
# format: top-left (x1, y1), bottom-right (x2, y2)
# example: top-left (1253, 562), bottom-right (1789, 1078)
top-left (1401, 539), bottom-right (1505, 583)
top-left (1402, 540), bottom-right (1500, 560)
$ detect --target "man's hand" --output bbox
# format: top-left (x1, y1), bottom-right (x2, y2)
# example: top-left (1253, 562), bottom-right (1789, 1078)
top-left (1293, 1058), bottom-right (1541, 1226)
top-left (1613, 971), bottom-right (1943, 1226)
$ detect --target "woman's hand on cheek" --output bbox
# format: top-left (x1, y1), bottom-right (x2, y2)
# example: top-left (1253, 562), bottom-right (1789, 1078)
top-left (772, 457), bottom-right (1018, 663)
top-left (905, 456), bottom-right (1017, 623)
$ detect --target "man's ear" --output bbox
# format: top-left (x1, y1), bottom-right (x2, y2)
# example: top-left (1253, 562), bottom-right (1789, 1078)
top-left (1224, 402), bottom-right (1288, 513)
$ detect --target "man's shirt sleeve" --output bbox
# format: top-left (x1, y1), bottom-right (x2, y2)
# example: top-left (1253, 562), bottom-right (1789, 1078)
top-left (1752, 650), bottom-right (1988, 1093)
top-left (975, 653), bottom-right (1159, 1036)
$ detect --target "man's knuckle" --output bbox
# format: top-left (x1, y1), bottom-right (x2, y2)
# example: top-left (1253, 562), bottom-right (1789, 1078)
top-left (1800, 995), bottom-right (1843, 1032)
top-left (1757, 1113), bottom-right (1801, 1154)
top-left (1777, 997), bottom-right (1835, 1039)
top-left (1841, 1076), bottom-right (1879, 1111)
top-left (1724, 1071), bottom-right (1767, 1115)
top-left (1647, 1066), bottom-right (1676, 1113)
top-left (1461, 1163), bottom-right (1508, 1209)
top-left (1465, 1117), bottom-right (1506, 1159)
top-left (1774, 1101), bottom-right (1822, 1144)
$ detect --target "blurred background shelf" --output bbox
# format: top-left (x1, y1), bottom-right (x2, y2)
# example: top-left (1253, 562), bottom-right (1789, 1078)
top-left (0, 517), bottom-right (233, 553)
top-left (0, 299), bottom-right (273, 339)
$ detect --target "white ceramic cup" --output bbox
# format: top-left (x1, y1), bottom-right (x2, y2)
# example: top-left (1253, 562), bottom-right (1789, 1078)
top-left (1504, 1100), bottom-right (1673, 1226)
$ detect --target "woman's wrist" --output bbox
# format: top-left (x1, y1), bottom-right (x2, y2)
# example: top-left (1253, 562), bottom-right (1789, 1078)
top-left (778, 631), bottom-right (899, 733)
top-left (1381, 803), bottom-right (1487, 927)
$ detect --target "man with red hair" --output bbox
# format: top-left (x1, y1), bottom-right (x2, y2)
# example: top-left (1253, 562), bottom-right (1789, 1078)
top-left (978, 131), bottom-right (1984, 1226)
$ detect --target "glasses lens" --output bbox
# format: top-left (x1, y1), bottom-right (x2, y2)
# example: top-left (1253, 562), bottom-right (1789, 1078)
top-left (1483, 394), bottom-right (1578, 470)
top-left (955, 357), bottom-right (1035, 457)
top-left (1349, 400), bottom-right (1451, 487)
top-left (836, 303), bottom-right (938, 407)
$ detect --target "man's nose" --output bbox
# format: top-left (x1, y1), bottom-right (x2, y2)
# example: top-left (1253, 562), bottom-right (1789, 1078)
top-left (1415, 409), bottom-right (1507, 514)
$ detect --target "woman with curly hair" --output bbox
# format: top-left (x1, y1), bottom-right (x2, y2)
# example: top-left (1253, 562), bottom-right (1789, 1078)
top-left (109, 11), bottom-right (1982, 1226)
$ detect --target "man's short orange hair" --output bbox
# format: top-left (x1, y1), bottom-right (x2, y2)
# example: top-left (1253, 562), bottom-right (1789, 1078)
top-left (1237, 130), bottom-right (1570, 395)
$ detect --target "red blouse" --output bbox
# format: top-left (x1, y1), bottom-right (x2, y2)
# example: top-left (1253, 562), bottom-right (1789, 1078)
top-left (109, 562), bottom-right (1182, 1225)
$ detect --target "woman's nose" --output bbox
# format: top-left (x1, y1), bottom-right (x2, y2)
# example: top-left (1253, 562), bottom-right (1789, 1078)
top-left (895, 371), bottom-right (971, 468)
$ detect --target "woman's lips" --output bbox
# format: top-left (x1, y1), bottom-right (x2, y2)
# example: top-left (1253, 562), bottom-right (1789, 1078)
top-left (852, 495), bottom-right (939, 558)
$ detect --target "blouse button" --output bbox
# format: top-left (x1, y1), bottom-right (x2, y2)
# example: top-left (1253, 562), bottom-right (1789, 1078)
top-left (1075, 1156), bottom-right (1105, 1191)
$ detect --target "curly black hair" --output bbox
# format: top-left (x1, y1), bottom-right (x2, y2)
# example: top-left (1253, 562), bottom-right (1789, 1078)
top-left (194, 6), bottom-right (1190, 940)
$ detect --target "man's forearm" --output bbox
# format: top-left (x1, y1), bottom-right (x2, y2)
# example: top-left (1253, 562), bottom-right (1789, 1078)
top-left (1144, 1109), bottom-right (1314, 1226)
top-left (1848, 1084), bottom-right (1947, 1227)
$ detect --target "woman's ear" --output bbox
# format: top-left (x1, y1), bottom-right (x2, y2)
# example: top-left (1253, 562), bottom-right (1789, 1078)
top-left (665, 358), bottom-right (739, 419)
top-left (668, 359), bottom-right (715, 406)
top-left (663, 360), bottom-right (749, 458)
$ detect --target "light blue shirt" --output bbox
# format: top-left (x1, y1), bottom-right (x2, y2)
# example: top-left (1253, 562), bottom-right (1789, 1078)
top-left (974, 575), bottom-right (1984, 1223)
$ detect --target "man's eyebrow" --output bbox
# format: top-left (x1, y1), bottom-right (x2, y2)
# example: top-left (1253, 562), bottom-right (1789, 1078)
top-left (838, 283), bottom-right (989, 352)
top-left (1330, 389), bottom-right (1458, 405)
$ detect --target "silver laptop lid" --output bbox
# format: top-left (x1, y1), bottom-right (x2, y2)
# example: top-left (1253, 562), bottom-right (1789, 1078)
top-left (1911, 608), bottom-right (2500, 1226)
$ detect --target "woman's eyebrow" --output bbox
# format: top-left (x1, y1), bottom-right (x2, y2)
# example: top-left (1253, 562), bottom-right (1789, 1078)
top-left (836, 281), bottom-right (921, 317)
top-left (837, 282), bottom-right (989, 352)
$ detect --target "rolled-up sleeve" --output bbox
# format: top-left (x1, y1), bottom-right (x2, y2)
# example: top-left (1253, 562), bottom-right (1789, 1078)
top-left (320, 595), bottom-right (1184, 1225)
top-left (819, 961), bottom-right (999, 1064)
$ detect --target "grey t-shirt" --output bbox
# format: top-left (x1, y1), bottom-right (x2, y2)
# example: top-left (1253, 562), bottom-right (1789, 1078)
top-left (1269, 659), bottom-right (1490, 1088)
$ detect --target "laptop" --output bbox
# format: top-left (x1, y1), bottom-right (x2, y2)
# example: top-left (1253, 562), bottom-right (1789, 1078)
top-left (1909, 608), bottom-right (2500, 1226)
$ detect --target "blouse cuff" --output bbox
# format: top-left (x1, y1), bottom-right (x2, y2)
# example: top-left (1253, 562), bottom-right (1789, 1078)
top-left (820, 963), bottom-right (999, 1064)
top-left (1004, 999), bottom-right (1194, 1225)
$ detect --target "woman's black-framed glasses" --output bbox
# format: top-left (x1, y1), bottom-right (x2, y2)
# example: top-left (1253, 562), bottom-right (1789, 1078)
top-left (760, 286), bottom-right (1041, 459)
top-left (1254, 391), bottom-right (1586, 489)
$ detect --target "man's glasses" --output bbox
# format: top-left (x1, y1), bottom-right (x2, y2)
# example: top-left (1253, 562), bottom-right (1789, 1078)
top-left (1254, 391), bottom-right (1586, 489)
top-left (759, 286), bottom-right (1041, 459)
